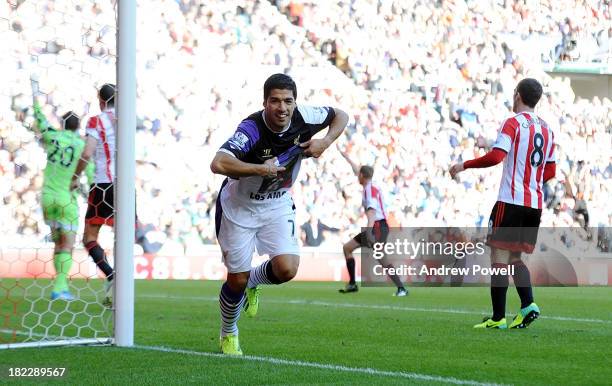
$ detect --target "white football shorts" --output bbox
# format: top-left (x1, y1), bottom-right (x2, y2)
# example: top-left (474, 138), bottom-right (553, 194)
top-left (216, 207), bottom-right (300, 273)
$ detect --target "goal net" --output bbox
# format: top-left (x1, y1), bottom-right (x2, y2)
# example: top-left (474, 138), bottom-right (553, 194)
top-left (0, 0), bottom-right (118, 349)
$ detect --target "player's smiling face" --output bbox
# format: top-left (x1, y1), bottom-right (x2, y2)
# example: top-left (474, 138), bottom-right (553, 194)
top-left (263, 89), bottom-right (295, 132)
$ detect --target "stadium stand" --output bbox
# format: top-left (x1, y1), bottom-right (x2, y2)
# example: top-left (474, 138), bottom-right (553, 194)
top-left (1, 0), bottom-right (610, 256)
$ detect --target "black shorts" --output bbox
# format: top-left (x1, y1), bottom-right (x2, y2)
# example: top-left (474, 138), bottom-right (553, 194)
top-left (486, 201), bottom-right (542, 253)
top-left (353, 219), bottom-right (389, 248)
top-left (86, 183), bottom-right (115, 226)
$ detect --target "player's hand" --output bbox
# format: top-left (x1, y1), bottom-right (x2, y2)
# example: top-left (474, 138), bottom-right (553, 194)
top-left (70, 178), bottom-right (79, 191)
top-left (300, 139), bottom-right (330, 158)
top-left (262, 157), bottom-right (286, 177)
top-left (449, 163), bottom-right (465, 179)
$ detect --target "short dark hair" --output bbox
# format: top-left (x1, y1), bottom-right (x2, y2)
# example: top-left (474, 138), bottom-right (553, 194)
top-left (516, 78), bottom-right (542, 108)
top-left (99, 83), bottom-right (116, 106)
top-left (359, 165), bottom-right (374, 179)
top-left (62, 111), bottom-right (80, 131)
top-left (263, 73), bottom-right (297, 101)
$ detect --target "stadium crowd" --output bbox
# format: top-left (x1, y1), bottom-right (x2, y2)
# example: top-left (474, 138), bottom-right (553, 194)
top-left (1, 0), bottom-right (610, 256)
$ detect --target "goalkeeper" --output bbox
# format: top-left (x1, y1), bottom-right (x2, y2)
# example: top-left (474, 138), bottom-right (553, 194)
top-left (31, 100), bottom-right (86, 300)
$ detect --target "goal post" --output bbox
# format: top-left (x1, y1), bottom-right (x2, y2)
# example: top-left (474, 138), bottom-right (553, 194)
top-left (114, 0), bottom-right (136, 348)
top-left (0, 0), bottom-right (135, 350)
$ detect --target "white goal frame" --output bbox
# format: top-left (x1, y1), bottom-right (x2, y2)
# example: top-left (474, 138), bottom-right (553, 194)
top-left (0, 0), bottom-right (135, 350)
top-left (114, 0), bottom-right (136, 349)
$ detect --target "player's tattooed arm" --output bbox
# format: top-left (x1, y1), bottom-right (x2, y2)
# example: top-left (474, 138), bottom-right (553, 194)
top-left (210, 152), bottom-right (285, 178)
top-left (300, 108), bottom-right (349, 158)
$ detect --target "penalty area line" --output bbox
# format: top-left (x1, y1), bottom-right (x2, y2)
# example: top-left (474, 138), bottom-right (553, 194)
top-left (133, 344), bottom-right (506, 386)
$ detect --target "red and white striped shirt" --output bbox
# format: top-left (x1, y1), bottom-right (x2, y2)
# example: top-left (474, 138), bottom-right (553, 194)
top-left (86, 108), bottom-right (116, 184)
top-left (493, 112), bottom-right (555, 209)
top-left (362, 181), bottom-right (387, 221)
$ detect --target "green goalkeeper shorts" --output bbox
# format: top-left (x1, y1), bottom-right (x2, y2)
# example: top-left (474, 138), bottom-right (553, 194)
top-left (42, 191), bottom-right (79, 233)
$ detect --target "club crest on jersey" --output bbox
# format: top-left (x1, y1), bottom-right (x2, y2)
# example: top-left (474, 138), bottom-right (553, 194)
top-left (228, 131), bottom-right (249, 151)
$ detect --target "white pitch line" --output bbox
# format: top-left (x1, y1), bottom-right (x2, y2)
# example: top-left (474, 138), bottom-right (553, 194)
top-left (1, 328), bottom-right (505, 385)
top-left (133, 344), bottom-right (507, 386)
top-left (139, 293), bottom-right (612, 325)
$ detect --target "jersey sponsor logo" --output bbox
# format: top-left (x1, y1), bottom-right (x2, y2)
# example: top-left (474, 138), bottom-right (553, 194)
top-left (293, 134), bottom-right (300, 145)
top-left (249, 190), bottom-right (287, 201)
top-left (228, 131), bottom-right (249, 151)
top-left (261, 148), bottom-right (272, 158)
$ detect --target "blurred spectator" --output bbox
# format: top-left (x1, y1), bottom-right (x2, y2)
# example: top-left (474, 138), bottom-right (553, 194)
top-left (1, 0), bottom-right (610, 257)
top-left (301, 212), bottom-right (340, 247)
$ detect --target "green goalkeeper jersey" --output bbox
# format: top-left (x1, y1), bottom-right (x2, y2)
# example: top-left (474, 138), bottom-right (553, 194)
top-left (33, 102), bottom-right (85, 193)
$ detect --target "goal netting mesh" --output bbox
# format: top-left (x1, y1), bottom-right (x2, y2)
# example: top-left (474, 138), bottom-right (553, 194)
top-left (1, 0), bottom-right (117, 348)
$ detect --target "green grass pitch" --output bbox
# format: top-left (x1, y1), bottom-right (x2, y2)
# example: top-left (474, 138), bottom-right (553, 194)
top-left (1, 280), bottom-right (611, 385)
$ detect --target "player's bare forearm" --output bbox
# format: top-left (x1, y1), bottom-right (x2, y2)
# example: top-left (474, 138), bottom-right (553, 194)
top-left (210, 152), bottom-right (284, 178)
top-left (322, 107), bottom-right (349, 149)
top-left (345, 154), bottom-right (360, 175)
top-left (75, 137), bottom-right (96, 176)
top-left (210, 152), bottom-right (264, 177)
top-left (301, 108), bottom-right (349, 158)
top-left (366, 209), bottom-right (377, 228)
top-left (72, 137), bottom-right (96, 188)
top-left (74, 158), bottom-right (88, 180)
top-left (71, 158), bottom-right (89, 191)
top-left (336, 143), bottom-right (360, 175)
top-left (324, 108), bottom-right (349, 148)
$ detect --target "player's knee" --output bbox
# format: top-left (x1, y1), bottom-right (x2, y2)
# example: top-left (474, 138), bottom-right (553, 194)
top-left (270, 255), bottom-right (299, 282)
top-left (276, 265), bottom-right (298, 282)
top-left (343, 243), bottom-right (354, 257)
top-left (490, 247), bottom-right (510, 264)
top-left (226, 274), bottom-right (249, 292)
top-left (83, 230), bottom-right (99, 246)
